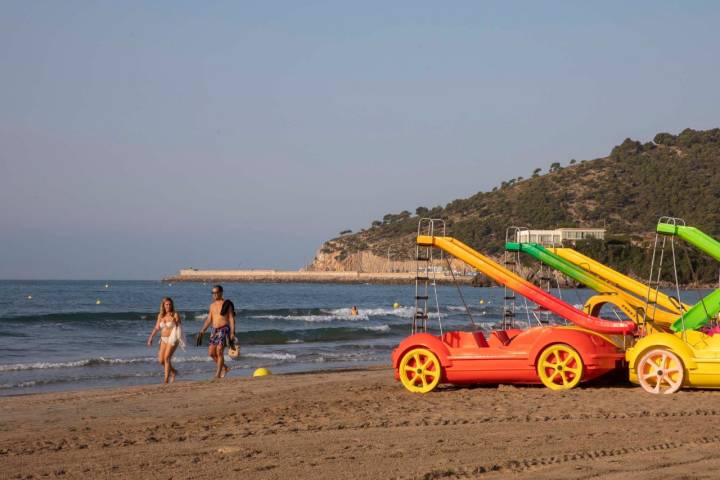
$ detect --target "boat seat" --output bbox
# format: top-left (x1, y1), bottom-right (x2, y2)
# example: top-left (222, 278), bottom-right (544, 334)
top-left (442, 331), bottom-right (489, 348)
top-left (491, 330), bottom-right (511, 346)
top-left (472, 331), bottom-right (489, 348)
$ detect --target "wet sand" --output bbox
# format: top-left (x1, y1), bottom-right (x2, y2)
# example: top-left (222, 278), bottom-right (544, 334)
top-left (1, 367), bottom-right (719, 479)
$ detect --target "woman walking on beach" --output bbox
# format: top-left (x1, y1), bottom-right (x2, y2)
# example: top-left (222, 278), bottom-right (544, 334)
top-left (147, 297), bottom-right (185, 383)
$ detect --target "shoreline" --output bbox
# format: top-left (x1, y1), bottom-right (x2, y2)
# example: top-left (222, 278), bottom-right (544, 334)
top-left (3, 367), bottom-right (720, 479)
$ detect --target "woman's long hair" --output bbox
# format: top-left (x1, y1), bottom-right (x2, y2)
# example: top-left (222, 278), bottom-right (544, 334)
top-left (159, 297), bottom-right (175, 317)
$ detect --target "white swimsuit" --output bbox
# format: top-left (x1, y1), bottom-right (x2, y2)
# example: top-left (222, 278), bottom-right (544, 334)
top-left (159, 319), bottom-right (186, 348)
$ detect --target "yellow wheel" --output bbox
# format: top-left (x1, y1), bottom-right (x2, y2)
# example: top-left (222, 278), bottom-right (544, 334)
top-left (637, 349), bottom-right (684, 394)
top-left (398, 348), bottom-right (441, 393)
top-left (537, 344), bottom-right (583, 390)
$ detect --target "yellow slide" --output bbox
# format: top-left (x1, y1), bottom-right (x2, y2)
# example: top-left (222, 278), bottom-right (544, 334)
top-left (551, 248), bottom-right (691, 318)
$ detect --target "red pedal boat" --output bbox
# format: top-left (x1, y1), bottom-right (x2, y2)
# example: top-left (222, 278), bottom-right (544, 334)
top-left (392, 221), bottom-right (633, 393)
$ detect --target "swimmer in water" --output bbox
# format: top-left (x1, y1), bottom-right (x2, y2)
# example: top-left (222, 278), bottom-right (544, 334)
top-left (350, 306), bottom-right (358, 316)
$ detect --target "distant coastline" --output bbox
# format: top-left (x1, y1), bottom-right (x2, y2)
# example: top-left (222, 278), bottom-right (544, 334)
top-left (162, 268), bottom-right (473, 285)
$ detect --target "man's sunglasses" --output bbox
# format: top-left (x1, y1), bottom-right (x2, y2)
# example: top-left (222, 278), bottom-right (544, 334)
top-left (211, 291), bottom-right (221, 295)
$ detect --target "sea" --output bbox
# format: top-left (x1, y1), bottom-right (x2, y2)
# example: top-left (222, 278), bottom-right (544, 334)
top-left (0, 279), bottom-right (680, 396)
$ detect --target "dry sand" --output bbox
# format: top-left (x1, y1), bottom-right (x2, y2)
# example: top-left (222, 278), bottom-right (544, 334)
top-left (2, 367), bottom-right (720, 479)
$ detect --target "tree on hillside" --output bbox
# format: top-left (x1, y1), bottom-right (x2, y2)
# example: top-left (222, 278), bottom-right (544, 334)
top-left (549, 162), bottom-right (561, 172)
top-left (653, 132), bottom-right (674, 145)
top-left (532, 168), bottom-right (542, 177)
top-left (610, 138), bottom-right (642, 159)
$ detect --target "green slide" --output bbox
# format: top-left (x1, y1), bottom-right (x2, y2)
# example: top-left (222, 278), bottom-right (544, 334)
top-left (505, 241), bottom-right (677, 324)
top-left (506, 241), bottom-right (619, 294)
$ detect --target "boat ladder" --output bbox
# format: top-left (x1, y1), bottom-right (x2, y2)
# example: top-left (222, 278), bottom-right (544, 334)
top-left (503, 227), bottom-right (527, 329)
top-left (414, 218), bottom-right (445, 335)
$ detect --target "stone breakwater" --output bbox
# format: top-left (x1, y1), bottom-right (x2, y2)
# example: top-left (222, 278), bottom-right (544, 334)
top-left (163, 269), bottom-right (473, 285)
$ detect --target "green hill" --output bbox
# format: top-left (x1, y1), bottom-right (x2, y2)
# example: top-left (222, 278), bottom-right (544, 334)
top-left (314, 128), bottom-right (720, 285)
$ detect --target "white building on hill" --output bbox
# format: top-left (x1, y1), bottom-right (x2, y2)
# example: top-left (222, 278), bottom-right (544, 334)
top-left (516, 228), bottom-right (605, 245)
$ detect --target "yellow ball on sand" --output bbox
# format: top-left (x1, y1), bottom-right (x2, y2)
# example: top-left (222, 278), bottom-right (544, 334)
top-left (393, 302), bottom-right (400, 309)
top-left (96, 299), bottom-right (102, 305)
top-left (253, 368), bottom-right (271, 377)
top-left (479, 299), bottom-right (485, 305)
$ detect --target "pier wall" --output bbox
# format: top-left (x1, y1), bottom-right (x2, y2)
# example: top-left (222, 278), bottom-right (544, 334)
top-left (164, 269), bottom-right (473, 285)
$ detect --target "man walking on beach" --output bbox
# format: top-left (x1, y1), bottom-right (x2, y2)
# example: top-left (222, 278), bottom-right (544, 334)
top-left (199, 285), bottom-right (236, 378)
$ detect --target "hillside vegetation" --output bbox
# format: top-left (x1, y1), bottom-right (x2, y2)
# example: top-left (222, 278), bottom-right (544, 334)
top-left (311, 128), bottom-right (720, 285)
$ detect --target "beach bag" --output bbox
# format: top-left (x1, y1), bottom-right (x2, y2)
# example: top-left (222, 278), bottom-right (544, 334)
top-left (228, 340), bottom-right (240, 359)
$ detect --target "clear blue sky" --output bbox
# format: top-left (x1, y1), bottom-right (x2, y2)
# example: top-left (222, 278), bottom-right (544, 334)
top-left (2, 1), bottom-right (719, 279)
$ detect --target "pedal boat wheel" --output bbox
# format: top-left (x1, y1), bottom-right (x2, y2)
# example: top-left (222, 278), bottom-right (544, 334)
top-left (399, 348), bottom-right (441, 393)
top-left (637, 349), bottom-right (684, 394)
top-left (537, 344), bottom-right (583, 390)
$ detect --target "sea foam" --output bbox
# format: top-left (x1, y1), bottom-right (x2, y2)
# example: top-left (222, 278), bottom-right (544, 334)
top-left (243, 352), bottom-right (297, 361)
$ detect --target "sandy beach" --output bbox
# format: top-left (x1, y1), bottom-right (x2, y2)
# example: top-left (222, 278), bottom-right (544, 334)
top-left (1, 368), bottom-right (720, 480)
